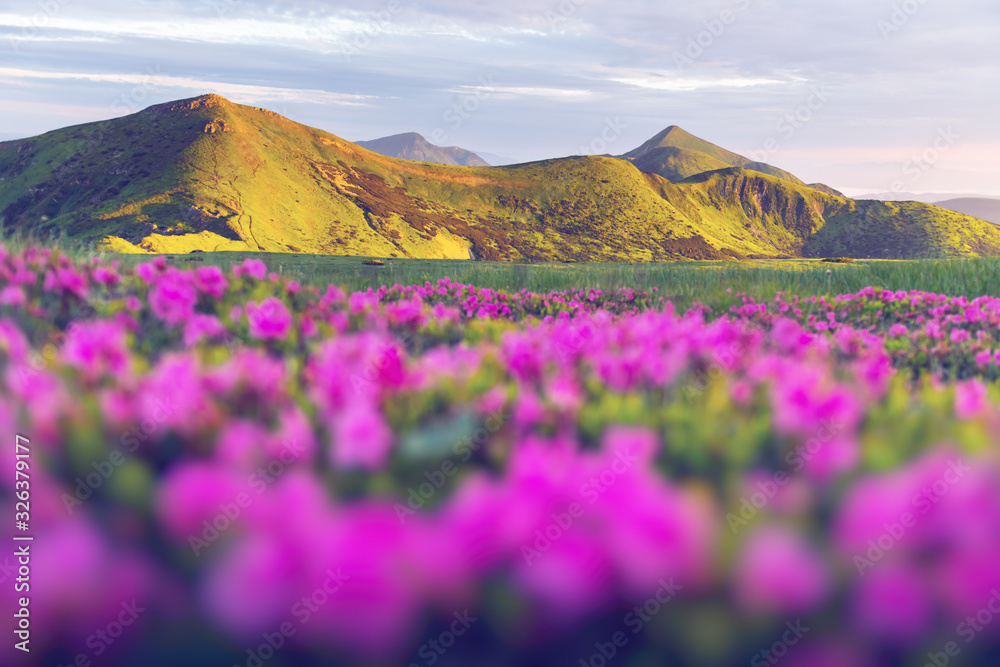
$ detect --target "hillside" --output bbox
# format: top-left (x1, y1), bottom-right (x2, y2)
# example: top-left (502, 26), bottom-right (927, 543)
top-left (356, 132), bottom-right (491, 167)
top-left (620, 125), bottom-right (804, 184)
top-left (2, 94), bottom-right (999, 261)
top-left (934, 198), bottom-right (1000, 225)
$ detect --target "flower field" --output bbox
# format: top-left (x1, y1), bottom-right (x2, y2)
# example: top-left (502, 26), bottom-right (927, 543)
top-left (3, 246), bottom-right (1000, 666)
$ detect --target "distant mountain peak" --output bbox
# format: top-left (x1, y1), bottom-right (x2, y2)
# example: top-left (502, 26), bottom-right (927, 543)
top-left (383, 131), bottom-right (424, 141)
top-left (357, 132), bottom-right (491, 167)
top-left (621, 125), bottom-right (804, 186)
top-left (656, 125), bottom-right (687, 140)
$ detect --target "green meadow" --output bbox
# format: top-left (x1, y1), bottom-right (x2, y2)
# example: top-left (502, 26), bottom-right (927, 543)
top-left (114, 251), bottom-right (1000, 310)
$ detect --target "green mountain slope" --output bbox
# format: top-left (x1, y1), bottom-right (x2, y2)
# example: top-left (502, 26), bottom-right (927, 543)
top-left (356, 132), bottom-right (491, 167)
top-left (620, 125), bottom-right (805, 184)
top-left (2, 94), bottom-right (999, 261)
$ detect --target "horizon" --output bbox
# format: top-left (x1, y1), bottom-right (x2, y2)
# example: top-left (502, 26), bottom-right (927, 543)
top-left (2, 1), bottom-right (997, 197)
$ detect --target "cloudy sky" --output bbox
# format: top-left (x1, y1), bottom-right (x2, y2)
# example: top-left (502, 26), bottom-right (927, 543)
top-left (2, 0), bottom-right (998, 196)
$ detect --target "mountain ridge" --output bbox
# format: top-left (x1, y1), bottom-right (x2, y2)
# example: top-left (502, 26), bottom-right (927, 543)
top-left (2, 94), bottom-right (999, 261)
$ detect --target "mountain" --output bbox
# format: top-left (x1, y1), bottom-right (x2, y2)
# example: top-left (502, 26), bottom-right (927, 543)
top-left (934, 198), bottom-right (1000, 225)
top-left (2, 94), bottom-right (1000, 261)
top-left (356, 132), bottom-right (490, 167)
top-left (855, 192), bottom-right (1000, 204)
top-left (473, 151), bottom-right (520, 166)
top-left (620, 125), bottom-right (805, 185)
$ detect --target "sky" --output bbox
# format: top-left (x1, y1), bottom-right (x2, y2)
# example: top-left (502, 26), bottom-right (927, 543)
top-left (1, 0), bottom-right (998, 197)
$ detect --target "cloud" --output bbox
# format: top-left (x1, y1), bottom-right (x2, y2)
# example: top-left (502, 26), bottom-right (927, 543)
top-left (610, 75), bottom-right (785, 93)
top-left (0, 0), bottom-right (996, 194)
top-left (0, 67), bottom-right (374, 106)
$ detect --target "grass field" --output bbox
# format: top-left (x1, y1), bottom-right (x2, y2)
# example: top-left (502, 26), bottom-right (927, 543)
top-left (108, 251), bottom-right (1000, 310)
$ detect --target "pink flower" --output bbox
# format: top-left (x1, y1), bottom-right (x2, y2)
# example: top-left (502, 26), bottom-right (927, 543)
top-left (202, 532), bottom-right (301, 639)
top-left (950, 328), bottom-right (971, 343)
top-left (135, 261), bottom-right (162, 284)
top-left (850, 565), bottom-right (932, 644)
top-left (955, 380), bottom-right (989, 420)
top-left (43, 266), bottom-right (88, 298)
top-left (183, 314), bottom-right (227, 346)
top-left (349, 290), bottom-right (380, 315)
top-left (149, 268), bottom-right (198, 325)
top-left (154, 461), bottom-right (246, 540)
top-left (0, 319), bottom-right (30, 364)
top-left (330, 402), bottom-right (393, 471)
top-left (0, 285), bottom-right (25, 306)
top-left (888, 323), bottom-right (908, 337)
top-left (730, 380), bottom-right (753, 405)
top-left (92, 265), bottom-right (121, 286)
top-left (247, 297), bottom-right (292, 340)
top-left (195, 265), bottom-right (229, 299)
top-left (733, 525), bottom-right (831, 614)
top-left (215, 419), bottom-right (272, 468)
top-left (60, 319), bottom-right (130, 381)
top-left (236, 258), bottom-right (267, 281)
top-left (321, 285), bottom-right (345, 306)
